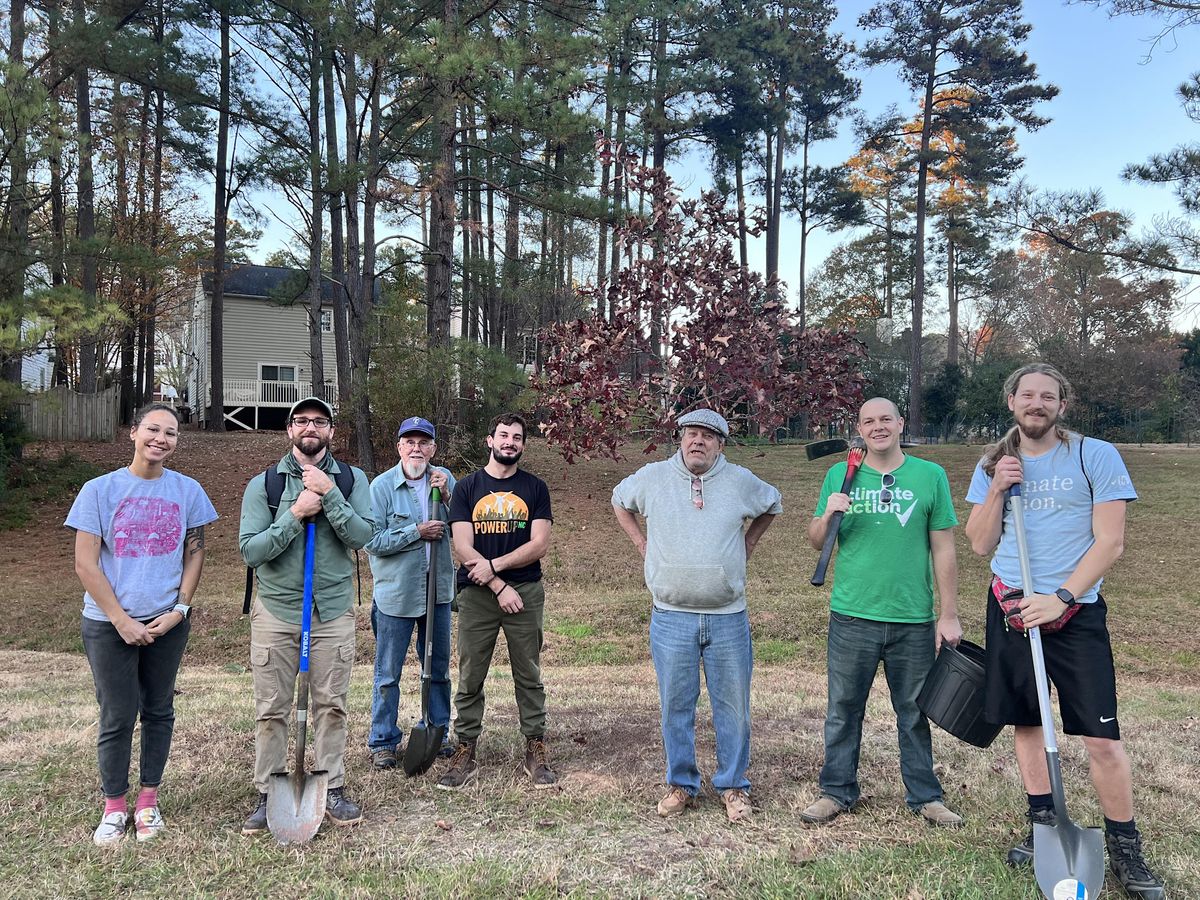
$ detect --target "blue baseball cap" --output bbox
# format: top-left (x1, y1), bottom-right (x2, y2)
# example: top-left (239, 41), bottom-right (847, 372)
top-left (397, 416), bottom-right (436, 439)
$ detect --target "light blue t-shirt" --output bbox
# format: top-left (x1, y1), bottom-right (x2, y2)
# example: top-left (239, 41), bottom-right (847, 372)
top-left (66, 468), bottom-right (219, 622)
top-left (965, 435), bottom-right (1136, 603)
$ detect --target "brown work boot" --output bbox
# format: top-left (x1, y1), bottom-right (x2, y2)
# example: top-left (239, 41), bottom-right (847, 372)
top-left (436, 740), bottom-right (478, 791)
top-left (722, 789), bottom-right (752, 824)
top-left (799, 795), bottom-right (846, 825)
top-left (917, 801), bottom-right (963, 828)
top-left (371, 747), bottom-right (397, 770)
top-left (657, 786), bottom-right (697, 817)
top-left (523, 736), bottom-right (558, 789)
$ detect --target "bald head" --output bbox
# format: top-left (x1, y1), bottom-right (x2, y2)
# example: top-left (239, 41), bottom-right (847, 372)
top-left (858, 397), bottom-right (901, 423)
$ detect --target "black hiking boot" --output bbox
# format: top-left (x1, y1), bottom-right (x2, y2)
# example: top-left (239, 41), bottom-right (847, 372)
top-left (523, 736), bottom-right (558, 789)
top-left (325, 787), bottom-right (363, 826)
top-left (1006, 807), bottom-right (1056, 866)
top-left (241, 793), bottom-right (268, 836)
top-left (436, 739), bottom-right (478, 790)
top-left (1107, 828), bottom-right (1165, 899)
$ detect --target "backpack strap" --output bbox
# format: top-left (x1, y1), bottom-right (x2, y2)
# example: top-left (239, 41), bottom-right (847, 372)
top-left (243, 460), bottom-right (359, 615)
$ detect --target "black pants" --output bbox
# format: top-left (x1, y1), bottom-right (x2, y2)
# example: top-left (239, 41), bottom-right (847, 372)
top-left (81, 615), bottom-right (190, 797)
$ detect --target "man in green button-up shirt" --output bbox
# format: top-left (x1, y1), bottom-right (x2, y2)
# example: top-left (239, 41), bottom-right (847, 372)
top-left (237, 397), bottom-right (373, 835)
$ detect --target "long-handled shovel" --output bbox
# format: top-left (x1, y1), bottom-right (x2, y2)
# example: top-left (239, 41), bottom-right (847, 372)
top-left (267, 521), bottom-right (329, 844)
top-left (403, 486), bottom-right (447, 776)
top-left (1009, 484), bottom-right (1105, 900)
top-left (811, 437), bottom-right (866, 586)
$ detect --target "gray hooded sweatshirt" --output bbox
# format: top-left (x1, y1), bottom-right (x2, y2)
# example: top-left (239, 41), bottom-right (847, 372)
top-left (612, 451), bottom-right (783, 614)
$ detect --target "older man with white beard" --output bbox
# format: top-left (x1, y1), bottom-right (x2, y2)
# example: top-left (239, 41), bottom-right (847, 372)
top-left (364, 416), bottom-right (456, 769)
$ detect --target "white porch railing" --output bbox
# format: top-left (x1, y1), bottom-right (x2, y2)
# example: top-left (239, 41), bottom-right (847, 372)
top-left (220, 379), bottom-right (338, 408)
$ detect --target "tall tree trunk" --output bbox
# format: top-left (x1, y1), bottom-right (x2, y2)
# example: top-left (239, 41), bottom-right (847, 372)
top-left (207, 0), bottom-right (230, 430)
top-left (322, 20), bottom-right (351, 410)
top-left (460, 105), bottom-right (474, 340)
top-left (909, 61), bottom-right (937, 436)
top-left (47, 0), bottom-right (68, 385)
top-left (595, 51), bottom-right (614, 318)
top-left (735, 148), bottom-right (748, 274)
top-left (797, 123), bottom-right (811, 328)
top-left (947, 238), bottom-right (958, 366)
top-left (114, 77), bottom-right (136, 421)
top-left (1, 0), bottom-right (30, 383)
top-left (307, 26), bottom-right (325, 401)
top-left (75, 0), bottom-right (98, 393)
top-left (484, 119), bottom-right (499, 346)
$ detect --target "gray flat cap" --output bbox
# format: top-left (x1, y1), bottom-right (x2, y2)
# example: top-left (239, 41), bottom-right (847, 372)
top-left (676, 408), bottom-right (730, 439)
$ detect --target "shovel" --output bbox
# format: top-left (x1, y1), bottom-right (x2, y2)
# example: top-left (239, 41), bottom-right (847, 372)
top-left (403, 486), bottom-right (447, 776)
top-left (267, 521), bottom-right (329, 844)
top-left (1009, 484), bottom-right (1105, 900)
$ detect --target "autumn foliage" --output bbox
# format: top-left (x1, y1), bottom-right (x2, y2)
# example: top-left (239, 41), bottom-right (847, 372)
top-left (534, 153), bottom-right (867, 462)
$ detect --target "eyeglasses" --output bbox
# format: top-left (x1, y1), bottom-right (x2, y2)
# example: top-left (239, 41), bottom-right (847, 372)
top-left (880, 472), bottom-right (896, 505)
top-left (291, 416), bottom-right (331, 428)
top-left (691, 476), bottom-right (704, 510)
top-left (400, 438), bottom-right (434, 450)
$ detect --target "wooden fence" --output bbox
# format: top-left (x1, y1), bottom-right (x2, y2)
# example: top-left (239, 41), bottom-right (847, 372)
top-left (16, 385), bottom-right (120, 441)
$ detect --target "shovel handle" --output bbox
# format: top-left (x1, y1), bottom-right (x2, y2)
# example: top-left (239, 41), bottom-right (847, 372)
top-left (811, 447), bottom-right (865, 586)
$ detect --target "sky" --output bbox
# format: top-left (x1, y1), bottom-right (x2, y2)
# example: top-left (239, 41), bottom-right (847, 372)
top-left (247, 1), bottom-right (1200, 331)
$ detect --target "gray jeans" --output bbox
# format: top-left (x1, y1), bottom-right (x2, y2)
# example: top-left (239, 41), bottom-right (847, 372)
top-left (81, 615), bottom-right (191, 798)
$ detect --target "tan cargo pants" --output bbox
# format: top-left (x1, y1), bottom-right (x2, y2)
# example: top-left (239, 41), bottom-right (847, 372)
top-left (249, 600), bottom-right (356, 792)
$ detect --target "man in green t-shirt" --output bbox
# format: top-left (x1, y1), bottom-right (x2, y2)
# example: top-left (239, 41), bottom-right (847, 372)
top-left (800, 398), bottom-right (964, 827)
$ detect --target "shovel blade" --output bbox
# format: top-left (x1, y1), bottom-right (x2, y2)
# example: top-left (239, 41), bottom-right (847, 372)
top-left (402, 722), bottom-right (447, 776)
top-left (805, 438), bottom-right (848, 461)
top-left (1033, 821), bottom-right (1105, 900)
top-left (266, 768), bottom-right (329, 845)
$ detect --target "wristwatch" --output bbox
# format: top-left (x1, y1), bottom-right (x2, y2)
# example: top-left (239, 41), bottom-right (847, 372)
top-left (173, 603), bottom-right (193, 619)
top-left (1054, 588), bottom-right (1076, 608)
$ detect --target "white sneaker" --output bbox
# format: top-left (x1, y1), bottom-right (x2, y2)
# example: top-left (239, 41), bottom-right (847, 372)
top-left (134, 806), bottom-right (165, 842)
top-left (93, 810), bottom-right (127, 846)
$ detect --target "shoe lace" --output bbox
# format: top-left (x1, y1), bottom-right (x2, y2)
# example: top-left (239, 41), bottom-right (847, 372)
top-left (449, 743), bottom-right (473, 770)
top-left (1111, 832), bottom-right (1156, 881)
top-left (528, 739), bottom-right (549, 770)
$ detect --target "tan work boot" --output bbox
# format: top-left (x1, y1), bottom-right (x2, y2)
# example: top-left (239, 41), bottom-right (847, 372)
top-left (722, 789), bottom-right (752, 824)
top-left (524, 736), bottom-right (558, 789)
top-left (917, 801), bottom-right (963, 828)
top-left (656, 786), bottom-right (696, 817)
top-left (436, 740), bottom-right (478, 791)
top-left (799, 795), bottom-right (845, 824)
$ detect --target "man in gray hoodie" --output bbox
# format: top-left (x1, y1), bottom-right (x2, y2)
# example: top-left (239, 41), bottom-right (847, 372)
top-left (612, 409), bottom-right (782, 823)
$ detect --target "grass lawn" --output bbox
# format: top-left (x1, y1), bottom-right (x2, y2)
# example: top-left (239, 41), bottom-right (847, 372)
top-left (1, 432), bottom-right (1197, 898)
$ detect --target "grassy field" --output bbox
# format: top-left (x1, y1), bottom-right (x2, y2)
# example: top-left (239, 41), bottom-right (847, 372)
top-left (1, 432), bottom-right (1197, 898)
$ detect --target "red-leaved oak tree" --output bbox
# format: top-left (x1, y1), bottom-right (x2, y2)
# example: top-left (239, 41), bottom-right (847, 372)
top-left (534, 153), bottom-right (867, 462)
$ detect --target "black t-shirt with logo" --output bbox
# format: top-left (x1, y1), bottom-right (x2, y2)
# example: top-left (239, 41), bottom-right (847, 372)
top-left (449, 468), bottom-right (553, 588)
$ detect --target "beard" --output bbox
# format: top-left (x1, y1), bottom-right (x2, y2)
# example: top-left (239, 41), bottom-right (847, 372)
top-left (292, 433), bottom-right (329, 457)
top-left (401, 458), bottom-right (428, 480)
top-left (491, 445), bottom-right (523, 466)
top-left (1017, 409), bottom-right (1058, 440)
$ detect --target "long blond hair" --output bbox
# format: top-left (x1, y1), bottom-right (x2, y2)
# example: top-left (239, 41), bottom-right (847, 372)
top-left (982, 363), bottom-right (1074, 477)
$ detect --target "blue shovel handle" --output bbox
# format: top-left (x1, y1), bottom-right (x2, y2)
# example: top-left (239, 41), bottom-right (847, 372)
top-left (300, 521), bottom-right (316, 674)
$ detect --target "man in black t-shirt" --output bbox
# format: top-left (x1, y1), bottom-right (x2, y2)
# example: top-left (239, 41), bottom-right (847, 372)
top-left (438, 412), bottom-right (556, 791)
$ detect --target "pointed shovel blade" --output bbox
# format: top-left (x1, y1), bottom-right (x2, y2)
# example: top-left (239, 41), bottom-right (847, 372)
top-left (402, 722), bottom-right (447, 777)
top-left (266, 768), bottom-right (329, 845)
top-left (1033, 821), bottom-right (1105, 900)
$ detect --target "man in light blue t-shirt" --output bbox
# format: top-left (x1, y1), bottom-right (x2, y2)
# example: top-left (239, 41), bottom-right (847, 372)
top-left (965, 362), bottom-right (1162, 900)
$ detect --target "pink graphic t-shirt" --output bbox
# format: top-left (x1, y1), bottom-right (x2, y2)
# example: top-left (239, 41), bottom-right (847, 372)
top-left (66, 468), bottom-right (218, 622)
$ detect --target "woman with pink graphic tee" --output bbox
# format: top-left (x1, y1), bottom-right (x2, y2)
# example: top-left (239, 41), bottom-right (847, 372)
top-left (66, 403), bottom-right (218, 846)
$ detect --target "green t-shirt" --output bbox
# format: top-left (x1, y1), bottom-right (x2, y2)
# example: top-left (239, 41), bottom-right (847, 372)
top-left (815, 454), bottom-right (958, 623)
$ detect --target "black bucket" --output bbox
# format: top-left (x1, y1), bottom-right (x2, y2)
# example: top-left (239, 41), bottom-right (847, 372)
top-left (918, 639), bottom-right (1002, 749)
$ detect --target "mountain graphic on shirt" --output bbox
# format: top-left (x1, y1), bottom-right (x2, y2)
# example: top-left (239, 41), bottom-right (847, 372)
top-left (472, 491), bottom-right (529, 534)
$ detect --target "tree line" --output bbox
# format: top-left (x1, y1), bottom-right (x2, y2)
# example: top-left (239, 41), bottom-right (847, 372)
top-left (2, 0), bottom-right (1199, 470)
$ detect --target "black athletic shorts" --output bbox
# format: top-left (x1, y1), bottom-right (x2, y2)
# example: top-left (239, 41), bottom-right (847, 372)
top-left (983, 585), bottom-right (1120, 740)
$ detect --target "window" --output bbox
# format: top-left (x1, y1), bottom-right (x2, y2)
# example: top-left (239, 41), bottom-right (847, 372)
top-left (320, 309), bottom-right (333, 333)
top-left (260, 365), bottom-right (296, 382)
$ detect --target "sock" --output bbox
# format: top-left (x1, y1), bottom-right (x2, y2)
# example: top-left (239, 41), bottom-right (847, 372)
top-left (135, 786), bottom-right (158, 813)
top-left (104, 796), bottom-right (127, 817)
top-left (1105, 816), bottom-right (1137, 837)
top-left (1027, 792), bottom-right (1053, 813)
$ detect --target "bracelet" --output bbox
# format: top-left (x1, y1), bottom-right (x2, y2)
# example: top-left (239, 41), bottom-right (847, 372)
top-left (488, 559), bottom-right (498, 577)
top-left (494, 581), bottom-right (511, 599)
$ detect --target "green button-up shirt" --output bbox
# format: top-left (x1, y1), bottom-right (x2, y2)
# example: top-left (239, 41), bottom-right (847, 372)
top-left (239, 451), bottom-right (374, 624)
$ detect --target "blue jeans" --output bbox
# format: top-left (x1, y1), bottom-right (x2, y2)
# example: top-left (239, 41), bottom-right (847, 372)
top-left (368, 602), bottom-right (451, 751)
top-left (649, 608), bottom-right (752, 795)
top-left (819, 612), bottom-right (942, 811)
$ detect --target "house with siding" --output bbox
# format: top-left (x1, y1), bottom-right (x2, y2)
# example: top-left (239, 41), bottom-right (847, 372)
top-left (188, 264), bottom-right (340, 430)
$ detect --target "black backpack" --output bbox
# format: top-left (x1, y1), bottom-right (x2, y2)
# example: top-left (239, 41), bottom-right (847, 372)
top-left (242, 461), bottom-right (358, 614)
